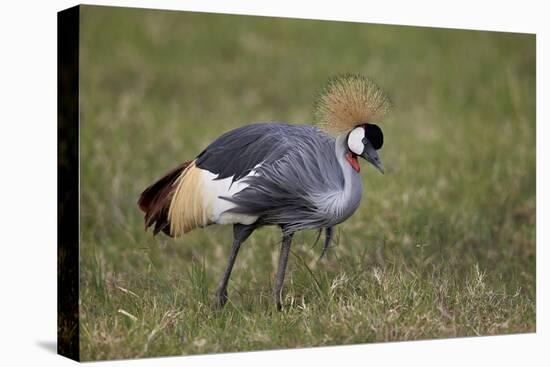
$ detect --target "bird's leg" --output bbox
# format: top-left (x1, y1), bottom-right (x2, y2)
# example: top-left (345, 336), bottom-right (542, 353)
top-left (272, 232), bottom-right (293, 309)
top-left (312, 229), bottom-right (323, 248)
top-left (215, 238), bottom-right (241, 308)
top-left (318, 227), bottom-right (333, 260)
top-left (215, 224), bottom-right (255, 308)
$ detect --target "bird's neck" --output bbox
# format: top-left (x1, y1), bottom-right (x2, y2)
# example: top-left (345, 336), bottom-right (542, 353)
top-left (335, 135), bottom-right (360, 182)
top-left (332, 135), bottom-right (363, 219)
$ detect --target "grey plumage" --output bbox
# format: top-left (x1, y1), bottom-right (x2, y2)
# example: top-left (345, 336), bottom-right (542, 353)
top-left (205, 123), bottom-right (363, 234)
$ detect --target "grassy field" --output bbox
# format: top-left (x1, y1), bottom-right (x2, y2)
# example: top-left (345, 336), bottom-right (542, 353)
top-left (78, 6), bottom-right (536, 361)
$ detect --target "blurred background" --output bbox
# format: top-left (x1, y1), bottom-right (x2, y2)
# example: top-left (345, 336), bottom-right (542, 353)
top-left (78, 5), bottom-right (535, 361)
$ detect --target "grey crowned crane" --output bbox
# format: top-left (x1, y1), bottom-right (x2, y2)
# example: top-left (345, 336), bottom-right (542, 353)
top-left (138, 74), bottom-right (390, 309)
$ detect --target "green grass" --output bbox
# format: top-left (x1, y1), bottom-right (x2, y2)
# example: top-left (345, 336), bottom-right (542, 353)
top-left (78, 5), bottom-right (536, 361)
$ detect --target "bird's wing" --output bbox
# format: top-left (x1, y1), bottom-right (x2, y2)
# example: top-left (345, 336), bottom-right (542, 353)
top-left (195, 122), bottom-right (297, 181)
top-left (139, 123), bottom-right (315, 236)
top-left (220, 125), bottom-right (346, 233)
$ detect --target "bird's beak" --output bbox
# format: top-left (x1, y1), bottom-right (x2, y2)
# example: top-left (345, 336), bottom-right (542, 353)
top-left (360, 144), bottom-right (384, 174)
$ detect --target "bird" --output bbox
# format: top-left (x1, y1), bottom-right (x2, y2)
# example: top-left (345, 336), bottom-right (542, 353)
top-left (138, 74), bottom-right (390, 309)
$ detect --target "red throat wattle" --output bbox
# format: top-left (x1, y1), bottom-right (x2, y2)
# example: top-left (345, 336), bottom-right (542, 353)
top-left (345, 152), bottom-right (360, 172)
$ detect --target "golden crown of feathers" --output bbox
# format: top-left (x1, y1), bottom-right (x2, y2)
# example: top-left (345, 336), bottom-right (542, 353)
top-left (313, 74), bottom-right (391, 135)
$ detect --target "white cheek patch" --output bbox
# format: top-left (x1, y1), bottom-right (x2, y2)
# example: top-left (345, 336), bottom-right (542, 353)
top-left (347, 126), bottom-right (365, 155)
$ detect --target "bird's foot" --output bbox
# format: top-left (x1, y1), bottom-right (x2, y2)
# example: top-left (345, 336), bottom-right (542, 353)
top-left (272, 293), bottom-right (283, 311)
top-left (215, 289), bottom-right (228, 308)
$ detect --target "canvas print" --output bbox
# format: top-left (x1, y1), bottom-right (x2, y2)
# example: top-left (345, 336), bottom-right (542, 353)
top-left (58, 5), bottom-right (536, 362)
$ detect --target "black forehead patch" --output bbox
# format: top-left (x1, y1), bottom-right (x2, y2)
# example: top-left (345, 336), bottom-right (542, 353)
top-left (365, 123), bottom-right (384, 150)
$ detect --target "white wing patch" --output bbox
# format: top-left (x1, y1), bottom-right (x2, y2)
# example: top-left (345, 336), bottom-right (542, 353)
top-left (200, 165), bottom-right (261, 225)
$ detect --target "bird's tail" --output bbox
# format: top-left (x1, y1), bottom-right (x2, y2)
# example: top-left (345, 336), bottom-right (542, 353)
top-left (138, 159), bottom-right (208, 237)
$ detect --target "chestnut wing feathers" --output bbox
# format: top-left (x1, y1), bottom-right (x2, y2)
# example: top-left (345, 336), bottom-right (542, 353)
top-left (138, 160), bottom-right (192, 236)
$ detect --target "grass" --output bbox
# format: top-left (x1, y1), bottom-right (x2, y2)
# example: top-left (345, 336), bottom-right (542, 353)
top-left (78, 5), bottom-right (536, 361)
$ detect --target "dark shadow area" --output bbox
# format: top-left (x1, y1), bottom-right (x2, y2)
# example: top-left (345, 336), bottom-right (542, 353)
top-left (58, 5), bottom-right (80, 362)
